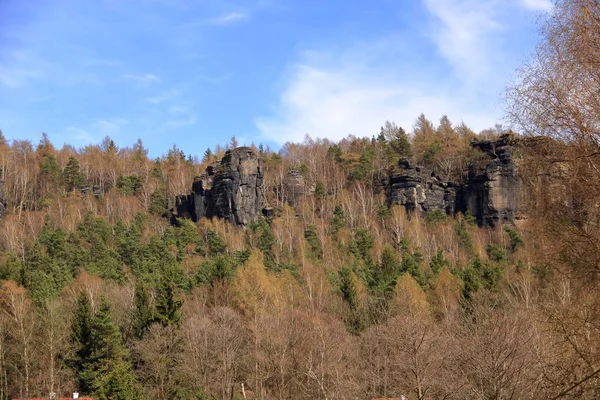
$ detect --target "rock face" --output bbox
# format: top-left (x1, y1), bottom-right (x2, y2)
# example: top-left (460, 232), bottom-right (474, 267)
top-left (389, 159), bottom-right (458, 215)
top-left (457, 135), bottom-right (519, 227)
top-left (389, 135), bottom-right (520, 227)
top-left (176, 147), bottom-right (263, 226)
top-left (284, 170), bottom-right (306, 207)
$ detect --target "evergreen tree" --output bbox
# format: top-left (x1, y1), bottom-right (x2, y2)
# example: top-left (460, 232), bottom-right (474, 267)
top-left (97, 358), bottom-right (145, 400)
top-left (203, 147), bottom-right (214, 163)
top-left (154, 270), bottom-right (183, 327)
top-left (63, 156), bottom-right (84, 192)
top-left (133, 283), bottom-right (153, 339)
top-left (71, 295), bottom-right (128, 396)
top-left (70, 292), bottom-right (95, 394)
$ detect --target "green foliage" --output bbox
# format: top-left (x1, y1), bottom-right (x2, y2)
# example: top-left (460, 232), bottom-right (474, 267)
top-left (338, 267), bottom-right (364, 333)
top-left (315, 180), bottom-right (327, 199)
top-left (164, 219), bottom-right (205, 260)
top-left (504, 226), bottom-right (524, 252)
top-left (460, 257), bottom-right (504, 300)
top-left (116, 174), bottom-right (142, 196)
top-left (256, 219), bottom-right (275, 261)
top-left (455, 220), bottom-right (473, 252)
top-left (70, 294), bottom-right (128, 396)
top-left (133, 283), bottom-right (153, 339)
top-left (486, 243), bottom-right (507, 263)
top-left (78, 214), bottom-right (124, 281)
top-left (399, 242), bottom-right (427, 289)
top-left (63, 156), bottom-right (84, 192)
top-left (369, 246), bottom-right (399, 295)
top-left (154, 268), bottom-right (184, 327)
top-left (194, 255), bottom-right (239, 285)
top-left (350, 228), bottom-right (374, 266)
top-left (376, 205), bottom-right (391, 221)
top-left (149, 189), bottom-right (169, 217)
top-left (422, 139), bottom-right (443, 164)
top-left (202, 147), bottom-right (214, 163)
top-left (426, 209), bottom-right (447, 224)
top-left (0, 253), bottom-right (24, 283)
top-left (304, 225), bottom-right (323, 260)
top-left (327, 144), bottom-right (343, 162)
top-left (97, 358), bottom-right (145, 400)
top-left (429, 249), bottom-right (450, 275)
top-left (378, 121), bottom-right (412, 166)
top-left (206, 229), bottom-right (227, 256)
top-left (40, 153), bottom-right (61, 187)
top-left (330, 205), bottom-right (346, 234)
top-left (349, 146), bottom-right (375, 182)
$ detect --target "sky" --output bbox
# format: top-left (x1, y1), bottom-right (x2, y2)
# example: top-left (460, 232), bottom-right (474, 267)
top-left (0, 0), bottom-right (552, 158)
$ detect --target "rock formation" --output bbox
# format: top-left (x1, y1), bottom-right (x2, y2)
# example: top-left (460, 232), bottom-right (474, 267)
top-left (176, 147), bottom-right (263, 227)
top-left (457, 135), bottom-right (520, 227)
top-left (283, 170), bottom-right (306, 207)
top-left (389, 159), bottom-right (458, 216)
top-left (389, 134), bottom-right (520, 227)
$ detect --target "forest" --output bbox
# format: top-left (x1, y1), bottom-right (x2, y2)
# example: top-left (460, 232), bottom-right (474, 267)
top-left (1, 1), bottom-right (600, 399)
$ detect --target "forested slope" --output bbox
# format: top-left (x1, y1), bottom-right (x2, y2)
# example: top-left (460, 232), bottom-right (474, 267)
top-left (2, 1), bottom-right (600, 399)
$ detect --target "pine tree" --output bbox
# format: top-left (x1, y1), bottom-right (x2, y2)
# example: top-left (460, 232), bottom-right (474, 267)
top-left (71, 294), bottom-right (128, 395)
top-left (97, 358), bottom-right (145, 400)
top-left (70, 292), bottom-right (95, 394)
top-left (63, 156), bottom-right (84, 192)
top-left (203, 147), bottom-right (214, 163)
top-left (133, 283), bottom-right (153, 339)
top-left (154, 271), bottom-right (183, 327)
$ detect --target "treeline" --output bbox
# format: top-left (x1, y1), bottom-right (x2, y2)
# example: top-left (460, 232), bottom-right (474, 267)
top-left (0, 106), bottom-right (598, 399)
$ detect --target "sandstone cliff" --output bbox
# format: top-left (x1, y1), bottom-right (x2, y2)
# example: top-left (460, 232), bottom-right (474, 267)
top-left (389, 134), bottom-right (520, 227)
top-left (176, 147), bottom-right (263, 226)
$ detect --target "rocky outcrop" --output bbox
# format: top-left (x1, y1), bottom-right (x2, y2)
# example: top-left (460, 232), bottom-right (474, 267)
top-left (389, 160), bottom-right (458, 215)
top-left (175, 147), bottom-right (263, 227)
top-left (457, 135), bottom-right (519, 227)
top-left (389, 134), bottom-right (520, 228)
top-left (284, 170), bottom-right (306, 207)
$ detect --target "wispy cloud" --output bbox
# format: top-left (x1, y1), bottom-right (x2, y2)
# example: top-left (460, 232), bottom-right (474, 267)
top-left (0, 65), bottom-right (41, 88)
top-left (519, 0), bottom-right (554, 12)
top-left (255, 49), bottom-right (500, 145)
top-left (145, 90), bottom-right (179, 103)
top-left (209, 12), bottom-right (249, 25)
top-left (0, 51), bottom-right (45, 88)
top-left (67, 126), bottom-right (96, 144)
top-left (92, 118), bottom-right (128, 135)
top-left (121, 73), bottom-right (161, 86)
top-left (164, 116), bottom-right (197, 129)
top-left (423, 0), bottom-right (503, 86)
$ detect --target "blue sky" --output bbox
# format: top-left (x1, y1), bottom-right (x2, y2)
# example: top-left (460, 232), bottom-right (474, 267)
top-left (0, 0), bottom-right (552, 158)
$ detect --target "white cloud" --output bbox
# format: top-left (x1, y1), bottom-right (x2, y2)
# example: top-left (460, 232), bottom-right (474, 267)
top-left (145, 90), bottom-right (179, 103)
top-left (255, 60), bottom-right (500, 145)
top-left (0, 65), bottom-right (42, 88)
top-left (519, 0), bottom-right (553, 12)
top-left (121, 73), bottom-right (160, 85)
top-left (423, 0), bottom-right (503, 86)
top-left (164, 116), bottom-right (197, 129)
top-left (0, 51), bottom-right (44, 88)
top-left (92, 118), bottom-right (127, 134)
top-left (66, 126), bottom-right (95, 144)
top-left (168, 104), bottom-right (188, 115)
top-left (209, 12), bottom-right (249, 25)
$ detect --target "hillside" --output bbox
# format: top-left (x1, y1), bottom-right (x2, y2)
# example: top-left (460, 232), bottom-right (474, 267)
top-left (0, 112), bottom-right (597, 399)
top-left (2, 0), bottom-right (600, 399)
